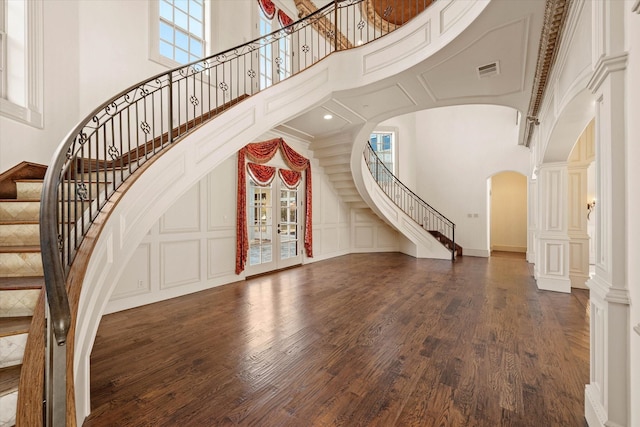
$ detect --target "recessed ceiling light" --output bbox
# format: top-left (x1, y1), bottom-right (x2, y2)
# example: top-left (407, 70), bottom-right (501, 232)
top-left (323, 114), bottom-right (333, 120)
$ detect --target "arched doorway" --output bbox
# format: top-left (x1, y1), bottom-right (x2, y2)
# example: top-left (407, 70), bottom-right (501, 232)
top-left (489, 171), bottom-right (527, 257)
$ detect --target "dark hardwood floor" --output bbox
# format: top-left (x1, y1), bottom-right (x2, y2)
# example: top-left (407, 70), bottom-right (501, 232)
top-left (85, 253), bottom-right (589, 427)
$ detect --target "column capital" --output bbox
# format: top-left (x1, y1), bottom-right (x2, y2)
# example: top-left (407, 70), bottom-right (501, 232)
top-left (588, 52), bottom-right (628, 93)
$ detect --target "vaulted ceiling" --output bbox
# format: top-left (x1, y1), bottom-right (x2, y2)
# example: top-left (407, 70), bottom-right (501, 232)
top-left (276, 0), bottom-right (548, 144)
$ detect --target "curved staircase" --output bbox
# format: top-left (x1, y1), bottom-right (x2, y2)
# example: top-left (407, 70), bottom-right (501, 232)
top-left (23, 0), bottom-right (501, 423)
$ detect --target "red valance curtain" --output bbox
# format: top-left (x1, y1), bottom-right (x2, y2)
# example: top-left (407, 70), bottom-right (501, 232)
top-left (258, 0), bottom-right (276, 19)
top-left (247, 163), bottom-right (276, 186)
top-left (279, 169), bottom-right (301, 188)
top-left (236, 137), bottom-right (313, 274)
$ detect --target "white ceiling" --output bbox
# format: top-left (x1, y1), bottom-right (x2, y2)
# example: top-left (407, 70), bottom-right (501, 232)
top-left (275, 0), bottom-right (546, 143)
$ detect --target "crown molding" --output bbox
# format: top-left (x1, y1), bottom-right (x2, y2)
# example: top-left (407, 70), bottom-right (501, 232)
top-left (522, 0), bottom-right (572, 147)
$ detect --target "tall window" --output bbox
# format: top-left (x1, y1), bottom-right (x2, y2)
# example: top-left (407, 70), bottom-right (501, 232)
top-left (370, 131), bottom-right (395, 173)
top-left (0, 0), bottom-right (43, 128)
top-left (257, 6), bottom-right (292, 90)
top-left (0, 0), bottom-right (5, 99)
top-left (158, 0), bottom-right (204, 64)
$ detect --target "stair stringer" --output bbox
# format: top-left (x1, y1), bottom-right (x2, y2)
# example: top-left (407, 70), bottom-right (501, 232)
top-left (350, 128), bottom-right (452, 260)
top-left (67, 2), bottom-right (491, 423)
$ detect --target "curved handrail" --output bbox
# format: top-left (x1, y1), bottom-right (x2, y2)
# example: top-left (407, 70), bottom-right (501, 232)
top-left (38, 0), bottom-right (436, 423)
top-left (363, 142), bottom-right (456, 260)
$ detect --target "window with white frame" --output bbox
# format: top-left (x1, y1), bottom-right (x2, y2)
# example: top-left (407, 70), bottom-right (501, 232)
top-left (0, 0), bottom-right (43, 128)
top-left (0, 0), bottom-right (6, 99)
top-left (154, 0), bottom-right (205, 66)
top-left (370, 131), bottom-right (395, 174)
top-left (257, 6), bottom-right (292, 90)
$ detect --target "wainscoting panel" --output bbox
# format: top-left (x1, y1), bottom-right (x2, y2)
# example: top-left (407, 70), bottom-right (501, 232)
top-left (160, 240), bottom-right (201, 289)
top-left (207, 158), bottom-right (237, 231)
top-left (544, 242), bottom-right (565, 276)
top-left (207, 235), bottom-right (236, 279)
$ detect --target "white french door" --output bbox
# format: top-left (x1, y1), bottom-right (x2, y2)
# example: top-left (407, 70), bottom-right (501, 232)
top-left (246, 171), bottom-right (302, 275)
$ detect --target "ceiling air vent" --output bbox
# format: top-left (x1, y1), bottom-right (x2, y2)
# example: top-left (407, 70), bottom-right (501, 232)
top-left (477, 61), bottom-right (500, 79)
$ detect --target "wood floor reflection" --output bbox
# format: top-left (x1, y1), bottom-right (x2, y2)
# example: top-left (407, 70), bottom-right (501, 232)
top-left (85, 253), bottom-right (589, 427)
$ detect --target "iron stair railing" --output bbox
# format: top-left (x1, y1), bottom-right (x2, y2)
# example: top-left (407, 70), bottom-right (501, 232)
top-left (364, 142), bottom-right (457, 261)
top-left (38, 0), bottom-right (437, 424)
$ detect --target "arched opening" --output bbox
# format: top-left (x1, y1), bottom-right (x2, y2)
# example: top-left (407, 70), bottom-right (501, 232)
top-left (489, 171), bottom-right (527, 257)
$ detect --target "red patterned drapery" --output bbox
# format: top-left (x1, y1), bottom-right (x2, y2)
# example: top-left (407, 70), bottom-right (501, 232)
top-left (278, 10), bottom-right (294, 32)
top-left (247, 163), bottom-right (276, 186)
top-left (279, 169), bottom-right (301, 188)
top-left (236, 137), bottom-right (313, 275)
top-left (258, 0), bottom-right (276, 20)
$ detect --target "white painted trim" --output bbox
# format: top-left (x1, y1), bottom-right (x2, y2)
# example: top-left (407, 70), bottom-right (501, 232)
top-left (491, 245), bottom-right (526, 253)
top-left (464, 248), bottom-right (490, 257)
top-left (585, 384), bottom-right (609, 427)
top-left (536, 276), bottom-right (571, 293)
top-left (587, 52), bottom-right (629, 94)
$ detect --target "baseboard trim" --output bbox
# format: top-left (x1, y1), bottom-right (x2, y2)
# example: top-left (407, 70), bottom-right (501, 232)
top-left (536, 276), bottom-right (571, 293)
top-left (491, 245), bottom-right (526, 253)
top-left (463, 248), bottom-right (490, 257)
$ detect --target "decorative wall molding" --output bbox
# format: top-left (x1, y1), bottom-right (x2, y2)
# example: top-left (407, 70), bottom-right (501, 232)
top-left (522, 0), bottom-right (572, 146)
top-left (587, 52), bottom-right (629, 94)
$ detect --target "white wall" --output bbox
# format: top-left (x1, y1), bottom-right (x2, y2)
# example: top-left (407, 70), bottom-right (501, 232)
top-left (490, 171), bottom-right (527, 252)
top-left (107, 135), bottom-right (352, 313)
top-left (625, 2), bottom-right (640, 425)
top-left (408, 104), bottom-right (528, 257)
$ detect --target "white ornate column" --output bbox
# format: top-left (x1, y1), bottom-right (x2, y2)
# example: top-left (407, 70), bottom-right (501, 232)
top-left (535, 162), bottom-right (571, 293)
top-left (584, 2), bottom-right (630, 426)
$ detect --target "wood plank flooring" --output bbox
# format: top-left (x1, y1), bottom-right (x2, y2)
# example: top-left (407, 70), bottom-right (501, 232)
top-left (85, 253), bottom-right (589, 427)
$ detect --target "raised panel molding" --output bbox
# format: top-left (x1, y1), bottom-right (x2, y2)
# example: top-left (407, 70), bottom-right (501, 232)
top-left (363, 21), bottom-right (431, 74)
top-left (439, 0), bottom-right (475, 34)
top-left (207, 236), bottom-right (235, 279)
top-left (544, 167), bottom-right (565, 232)
top-left (160, 240), bottom-right (201, 289)
top-left (545, 242), bottom-right (565, 275)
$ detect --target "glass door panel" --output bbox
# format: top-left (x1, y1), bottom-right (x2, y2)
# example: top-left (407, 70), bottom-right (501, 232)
top-left (279, 186), bottom-right (299, 266)
top-left (248, 178), bottom-right (274, 270)
top-left (246, 171), bottom-right (301, 275)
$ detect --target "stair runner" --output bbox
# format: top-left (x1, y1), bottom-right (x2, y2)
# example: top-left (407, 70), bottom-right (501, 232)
top-left (0, 179), bottom-right (45, 427)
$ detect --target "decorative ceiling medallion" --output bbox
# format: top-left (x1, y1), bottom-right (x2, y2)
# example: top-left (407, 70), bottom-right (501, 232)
top-left (258, 0), bottom-right (276, 20)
